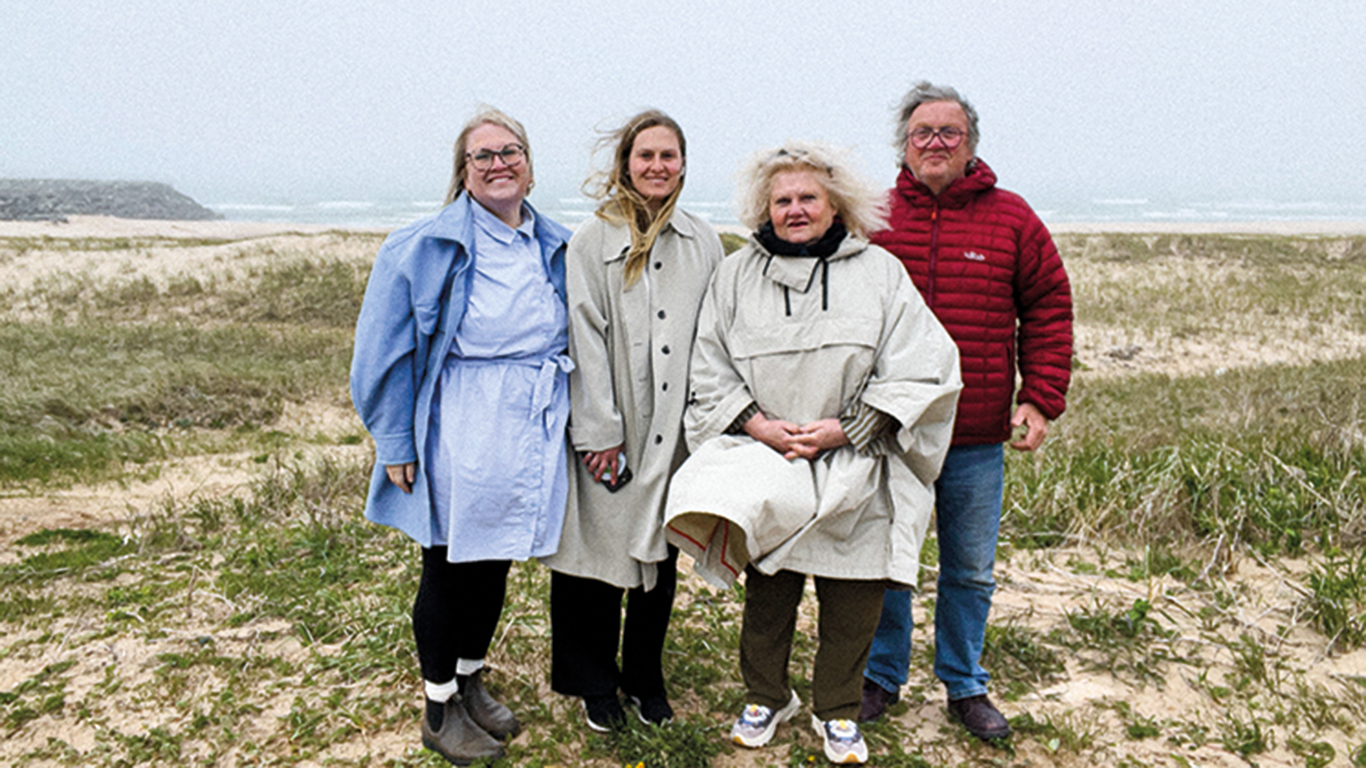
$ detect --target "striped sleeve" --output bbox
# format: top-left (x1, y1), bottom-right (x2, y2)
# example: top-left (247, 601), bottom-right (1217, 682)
top-left (840, 401), bottom-right (899, 454)
top-left (726, 402), bottom-right (761, 434)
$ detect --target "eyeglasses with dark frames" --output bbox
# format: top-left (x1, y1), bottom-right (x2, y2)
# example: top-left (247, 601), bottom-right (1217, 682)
top-left (466, 144), bottom-right (526, 171)
top-left (909, 127), bottom-right (966, 150)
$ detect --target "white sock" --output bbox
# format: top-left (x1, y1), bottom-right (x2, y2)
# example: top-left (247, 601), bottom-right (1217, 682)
top-left (456, 658), bottom-right (485, 677)
top-left (425, 677), bottom-right (460, 702)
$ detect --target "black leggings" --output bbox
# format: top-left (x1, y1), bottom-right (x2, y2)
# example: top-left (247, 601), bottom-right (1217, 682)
top-left (412, 546), bottom-right (511, 684)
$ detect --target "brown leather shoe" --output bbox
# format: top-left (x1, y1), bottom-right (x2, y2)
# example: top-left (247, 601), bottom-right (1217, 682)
top-left (947, 694), bottom-right (1012, 740)
top-left (462, 669), bottom-right (521, 739)
top-left (858, 678), bottom-right (901, 722)
top-left (421, 696), bottom-right (504, 766)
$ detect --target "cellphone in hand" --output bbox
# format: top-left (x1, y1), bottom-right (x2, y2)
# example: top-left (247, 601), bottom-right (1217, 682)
top-left (603, 455), bottom-right (633, 492)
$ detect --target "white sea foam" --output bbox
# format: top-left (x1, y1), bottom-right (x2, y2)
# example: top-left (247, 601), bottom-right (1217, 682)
top-left (211, 203), bottom-right (296, 212)
top-left (209, 188), bottom-right (1366, 228)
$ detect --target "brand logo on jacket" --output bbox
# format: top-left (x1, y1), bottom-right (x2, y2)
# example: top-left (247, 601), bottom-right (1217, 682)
top-left (963, 251), bottom-right (986, 262)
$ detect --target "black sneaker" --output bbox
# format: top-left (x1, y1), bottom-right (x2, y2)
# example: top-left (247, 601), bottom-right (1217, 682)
top-left (583, 695), bottom-right (626, 732)
top-left (627, 694), bottom-right (674, 725)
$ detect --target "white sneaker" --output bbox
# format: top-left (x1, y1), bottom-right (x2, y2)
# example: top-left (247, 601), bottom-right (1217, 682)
top-left (730, 690), bottom-right (800, 748)
top-left (811, 714), bottom-right (868, 764)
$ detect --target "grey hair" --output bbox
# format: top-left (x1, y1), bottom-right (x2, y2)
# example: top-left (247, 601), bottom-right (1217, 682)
top-left (444, 105), bottom-right (535, 205)
top-left (893, 81), bottom-right (980, 165)
top-left (735, 140), bottom-right (886, 239)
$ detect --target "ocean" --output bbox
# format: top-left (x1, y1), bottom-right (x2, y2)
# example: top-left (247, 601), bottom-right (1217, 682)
top-left (204, 192), bottom-right (1366, 231)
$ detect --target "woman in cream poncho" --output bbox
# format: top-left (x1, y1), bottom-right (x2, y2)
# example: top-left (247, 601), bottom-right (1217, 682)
top-left (663, 141), bottom-right (961, 765)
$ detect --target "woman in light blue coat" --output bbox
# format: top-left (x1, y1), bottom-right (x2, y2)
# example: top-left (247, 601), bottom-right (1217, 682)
top-left (350, 106), bottom-right (572, 766)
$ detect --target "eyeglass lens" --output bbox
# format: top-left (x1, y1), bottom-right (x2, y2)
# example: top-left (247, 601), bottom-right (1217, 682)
top-left (911, 128), bottom-right (964, 149)
top-left (469, 145), bottom-right (524, 169)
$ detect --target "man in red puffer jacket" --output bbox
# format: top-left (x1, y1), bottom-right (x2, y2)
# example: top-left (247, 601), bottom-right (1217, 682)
top-left (859, 82), bottom-right (1073, 741)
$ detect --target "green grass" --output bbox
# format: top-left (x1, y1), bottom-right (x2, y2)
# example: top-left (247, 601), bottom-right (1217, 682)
top-left (718, 231), bottom-right (747, 254)
top-left (1306, 549), bottom-right (1366, 649)
top-left (1055, 233), bottom-right (1366, 336)
top-left (0, 234), bottom-right (375, 487)
top-left (0, 321), bottom-right (351, 485)
top-left (4, 230), bottom-right (1366, 765)
top-left (1004, 355), bottom-right (1366, 556)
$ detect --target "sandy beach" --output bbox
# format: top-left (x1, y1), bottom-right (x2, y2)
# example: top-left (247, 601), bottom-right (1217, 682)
top-left (2, 216), bottom-right (1364, 767)
top-left (1048, 220), bottom-right (1366, 236)
top-left (0, 215), bottom-right (390, 240)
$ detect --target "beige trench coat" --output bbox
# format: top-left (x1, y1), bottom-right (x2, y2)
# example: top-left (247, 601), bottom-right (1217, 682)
top-left (664, 234), bottom-right (961, 587)
top-left (541, 209), bottom-right (724, 589)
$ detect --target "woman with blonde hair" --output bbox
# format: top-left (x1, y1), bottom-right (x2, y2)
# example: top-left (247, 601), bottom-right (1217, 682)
top-left (664, 141), bottom-right (961, 764)
top-left (542, 109), bottom-right (723, 730)
top-left (351, 106), bottom-right (572, 765)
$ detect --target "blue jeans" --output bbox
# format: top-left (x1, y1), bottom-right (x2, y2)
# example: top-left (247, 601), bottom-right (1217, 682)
top-left (865, 443), bottom-right (1004, 701)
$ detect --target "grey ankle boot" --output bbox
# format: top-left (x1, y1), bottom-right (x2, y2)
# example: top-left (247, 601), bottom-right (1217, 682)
top-left (421, 695), bottom-right (504, 766)
top-left (462, 669), bottom-right (521, 739)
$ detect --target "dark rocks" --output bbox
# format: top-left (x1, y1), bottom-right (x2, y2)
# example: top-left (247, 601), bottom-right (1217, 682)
top-left (0, 179), bottom-right (222, 222)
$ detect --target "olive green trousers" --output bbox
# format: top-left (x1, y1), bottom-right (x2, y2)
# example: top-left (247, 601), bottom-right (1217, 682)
top-left (739, 566), bottom-right (887, 721)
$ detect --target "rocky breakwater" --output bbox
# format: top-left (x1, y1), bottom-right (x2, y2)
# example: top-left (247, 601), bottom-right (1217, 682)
top-left (0, 179), bottom-right (222, 221)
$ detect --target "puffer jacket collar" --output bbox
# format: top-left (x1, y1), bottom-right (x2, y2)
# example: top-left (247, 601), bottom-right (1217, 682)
top-left (895, 158), bottom-right (999, 210)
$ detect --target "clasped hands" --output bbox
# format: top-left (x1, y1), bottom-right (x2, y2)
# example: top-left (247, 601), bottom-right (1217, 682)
top-left (744, 412), bottom-right (849, 461)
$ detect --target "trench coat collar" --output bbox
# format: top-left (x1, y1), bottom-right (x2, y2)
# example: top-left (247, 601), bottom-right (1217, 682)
top-left (599, 207), bottom-right (700, 263)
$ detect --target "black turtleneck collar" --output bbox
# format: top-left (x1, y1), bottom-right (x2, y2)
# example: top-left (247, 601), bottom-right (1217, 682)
top-left (755, 220), bottom-right (847, 258)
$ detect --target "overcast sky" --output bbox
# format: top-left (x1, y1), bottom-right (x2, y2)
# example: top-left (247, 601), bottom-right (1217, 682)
top-left (3, 0), bottom-right (1363, 209)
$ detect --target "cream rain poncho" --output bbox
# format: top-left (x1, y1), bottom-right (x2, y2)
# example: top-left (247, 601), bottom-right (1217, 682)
top-left (664, 232), bottom-right (961, 587)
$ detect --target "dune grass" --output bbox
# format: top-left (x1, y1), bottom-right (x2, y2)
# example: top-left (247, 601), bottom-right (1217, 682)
top-left (2, 230), bottom-right (1366, 766)
top-left (0, 234), bottom-right (375, 487)
top-left (1005, 355), bottom-right (1366, 556)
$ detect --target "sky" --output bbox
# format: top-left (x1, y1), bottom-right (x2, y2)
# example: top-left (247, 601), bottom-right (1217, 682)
top-left (3, 0), bottom-right (1364, 213)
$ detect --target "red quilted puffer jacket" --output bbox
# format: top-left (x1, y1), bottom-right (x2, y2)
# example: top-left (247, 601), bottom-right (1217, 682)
top-left (872, 160), bottom-right (1073, 446)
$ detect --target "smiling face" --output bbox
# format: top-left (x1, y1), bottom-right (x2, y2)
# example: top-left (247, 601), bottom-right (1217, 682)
top-left (628, 125), bottom-right (684, 210)
top-left (904, 100), bottom-right (974, 196)
top-left (464, 122), bottom-right (531, 225)
top-left (768, 169), bottom-right (836, 244)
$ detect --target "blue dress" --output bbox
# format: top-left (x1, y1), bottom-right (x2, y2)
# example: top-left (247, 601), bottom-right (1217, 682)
top-left (350, 193), bottom-right (574, 560)
top-left (426, 204), bottom-right (571, 561)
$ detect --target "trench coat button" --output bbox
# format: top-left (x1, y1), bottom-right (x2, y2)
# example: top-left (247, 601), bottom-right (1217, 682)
top-left (661, 345), bottom-right (670, 354)
top-left (653, 261), bottom-right (663, 270)
top-left (654, 435), bottom-right (663, 444)
top-left (661, 382), bottom-right (668, 391)
top-left (657, 309), bottom-right (666, 319)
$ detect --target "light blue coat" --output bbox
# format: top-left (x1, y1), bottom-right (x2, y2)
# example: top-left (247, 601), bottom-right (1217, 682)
top-left (350, 193), bottom-right (572, 546)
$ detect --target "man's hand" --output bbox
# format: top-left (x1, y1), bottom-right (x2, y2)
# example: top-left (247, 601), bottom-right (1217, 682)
top-left (1009, 402), bottom-right (1050, 452)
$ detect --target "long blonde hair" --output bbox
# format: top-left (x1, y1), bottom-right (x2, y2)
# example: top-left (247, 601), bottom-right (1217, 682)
top-left (583, 110), bottom-right (686, 287)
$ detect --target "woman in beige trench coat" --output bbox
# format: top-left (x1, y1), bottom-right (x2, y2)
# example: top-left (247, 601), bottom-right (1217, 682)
top-left (663, 141), bottom-right (961, 764)
top-left (541, 110), bottom-right (723, 731)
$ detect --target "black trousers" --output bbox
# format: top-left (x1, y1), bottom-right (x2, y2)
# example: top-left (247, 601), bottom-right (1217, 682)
top-left (549, 545), bottom-right (679, 699)
top-left (412, 546), bottom-right (511, 684)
